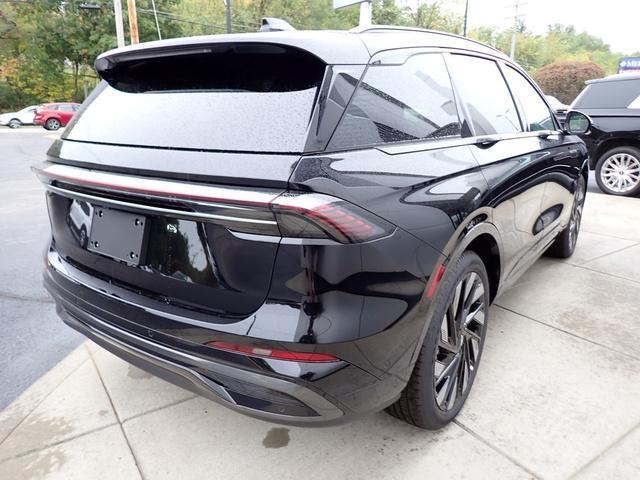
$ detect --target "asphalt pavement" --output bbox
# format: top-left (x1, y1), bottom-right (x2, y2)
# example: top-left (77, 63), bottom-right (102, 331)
top-left (0, 126), bottom-right (82, 409)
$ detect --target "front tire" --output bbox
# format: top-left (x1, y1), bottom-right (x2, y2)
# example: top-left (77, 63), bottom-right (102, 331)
top-left (8, 119), bottom-right (21, 129)
top-left (45, 118), bottom-right (61, 131)
top-left (387, 251), bottom-right (489, 430)
top-left (595, 146), bottom-right (640, 196)
top-left (546, 175), bottom-right (586, 258)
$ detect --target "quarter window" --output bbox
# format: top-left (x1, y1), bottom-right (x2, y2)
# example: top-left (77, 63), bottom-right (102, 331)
top-left (328, 53), bottom-right (461, 150)
top-left (447, 55), bottom-right (521, 136)
top-left (503, 66), bottom-right (554, 131)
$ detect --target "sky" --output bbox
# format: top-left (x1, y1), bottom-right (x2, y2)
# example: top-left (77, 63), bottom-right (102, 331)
top-left (396, 0), bottom-right (640, 54)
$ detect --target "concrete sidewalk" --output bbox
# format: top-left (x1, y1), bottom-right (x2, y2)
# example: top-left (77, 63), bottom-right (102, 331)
top-left (1, 191), bottom-right (639, 480)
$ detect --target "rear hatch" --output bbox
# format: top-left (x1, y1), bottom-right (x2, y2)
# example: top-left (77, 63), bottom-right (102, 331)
top-left (43, 41), bottom-right (331, 318)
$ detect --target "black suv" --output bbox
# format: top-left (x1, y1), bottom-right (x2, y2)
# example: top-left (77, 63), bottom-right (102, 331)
top-left (35, 26), bottom-right (590, 429)
top-left (571, 74), bottom-right (640, 196)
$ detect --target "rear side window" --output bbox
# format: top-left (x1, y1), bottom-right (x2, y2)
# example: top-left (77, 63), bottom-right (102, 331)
top-left (503, 66), bottom-right (554, 131)
top-left (59, 104), bottom-right (74, 112)
top-left (573, 80), bottom-right (640, 109)
top-left (328, 53), bottom-right (461, 150)
top-left (66, 45), bottom-right (325, 153)
top-left (447, 55), bottom-right (521, 136)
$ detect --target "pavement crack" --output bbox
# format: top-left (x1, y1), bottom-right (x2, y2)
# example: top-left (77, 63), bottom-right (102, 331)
top-left (0, 356), bottom-right (91, 447)
top-left (88, 346), bottom-right (146, 480)
top-left (493, 304), bottom-right (640, 362)
top-left (0, 423), bottom-right (117, 464)
top-left (580, 241), bottom-right (640, 265)
top-left (121, 396), bottom-right (199, 425)
top-left (0, 291), bottom-right (54, 305)
top-left (566, 420), bottom-right (640, 479)
top-left (453, 419), bottom-right (543, 479)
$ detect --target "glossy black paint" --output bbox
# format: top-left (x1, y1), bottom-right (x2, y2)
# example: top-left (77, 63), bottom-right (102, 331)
top-left (39, 28), bottom-right (589, 425)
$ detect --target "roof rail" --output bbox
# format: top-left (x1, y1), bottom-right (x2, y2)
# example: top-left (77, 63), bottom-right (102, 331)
top-left (350, 25), bottom-right (504, 56)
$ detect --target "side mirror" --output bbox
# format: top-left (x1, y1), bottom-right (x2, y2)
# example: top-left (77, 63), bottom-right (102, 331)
top-left (564, 111), bottom-right (592, 135)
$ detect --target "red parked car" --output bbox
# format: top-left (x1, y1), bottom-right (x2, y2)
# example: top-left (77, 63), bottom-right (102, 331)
top-left (34, 103), bottom-right (81, 131)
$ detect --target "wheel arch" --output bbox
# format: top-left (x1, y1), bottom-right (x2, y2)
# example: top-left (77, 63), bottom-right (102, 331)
top-left (592, 136), bottom-right (640, 169)
top-left (437, 213), bottom-right (504, 305)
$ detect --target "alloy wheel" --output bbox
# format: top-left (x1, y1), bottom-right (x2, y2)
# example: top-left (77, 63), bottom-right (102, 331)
top-left (433, 271), bottom-right (486, 411)
top-left (568, 181), bottom-right (585, 250)
top-left (600, 153), bottom-right (640, 194)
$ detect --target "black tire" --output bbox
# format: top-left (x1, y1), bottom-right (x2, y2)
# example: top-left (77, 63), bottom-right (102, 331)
top-left (595, 146), bottom-right (640, 197)
top-left (8, 119), bottom-right (21, 129)
top-left (546, 175), bottom-right (586, 259)
top-left (387, 251), bottom-right (489, 430)
top-left (45, 118), bottom-right (61, 131)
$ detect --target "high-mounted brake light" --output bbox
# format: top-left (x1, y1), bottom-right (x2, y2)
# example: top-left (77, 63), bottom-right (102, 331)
top-left (207, 341), bottom-right (340, 363)
top-left (426, 264), bottom-right (447, 298)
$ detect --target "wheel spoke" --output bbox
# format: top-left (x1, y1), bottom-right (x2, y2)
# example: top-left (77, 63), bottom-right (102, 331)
top-left (433, 270), bottom-right (487, 412)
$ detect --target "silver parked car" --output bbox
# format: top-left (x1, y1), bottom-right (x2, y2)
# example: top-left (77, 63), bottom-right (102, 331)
top-left (0, 105), bottom-right (39, 128)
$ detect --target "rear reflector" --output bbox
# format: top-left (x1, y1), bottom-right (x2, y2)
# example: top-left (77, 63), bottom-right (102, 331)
top-left (426, 264), bottom-right (446, 298)
top-left (207, 341), bottom-right (340, 363)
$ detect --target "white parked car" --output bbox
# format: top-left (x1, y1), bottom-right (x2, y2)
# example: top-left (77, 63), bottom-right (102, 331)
top-left (0, 105), bottom-right (39, 128)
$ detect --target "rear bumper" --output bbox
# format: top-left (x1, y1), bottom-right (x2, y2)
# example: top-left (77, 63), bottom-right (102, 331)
top-left (59, 305), bottom-right (346, 424)
top-left (44, 245), bottom-right (412, 426)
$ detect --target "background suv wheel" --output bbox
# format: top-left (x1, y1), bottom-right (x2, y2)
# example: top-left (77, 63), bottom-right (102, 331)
top-left (387, 251), bottom-right (489, 430)
top-left (595, 146), bottom-right (640, 196)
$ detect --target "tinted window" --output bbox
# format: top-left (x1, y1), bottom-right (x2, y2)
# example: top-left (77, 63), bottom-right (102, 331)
top-left (48, 105), bottom-right (59, 111)
top-left (573, 79), bottom-right (640, 109)
top-left (503, 66), bottom-right (554, 131)
top-left (447, 55), bottom-right (521, 135)
top-left (67, 47), bottom-right (325, 153)
top-left (328, 53), bottom-right (461, 150)
top-left (59, 104), bottom-right (74, 112)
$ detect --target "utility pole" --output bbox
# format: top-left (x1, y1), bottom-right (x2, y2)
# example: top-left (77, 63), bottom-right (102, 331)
top-left (225, 0), bottom-right (232, 33)
top-left (359, 0), bottom-right (371, 27)
top-left (113, 0), bottom-right (125, 48)
top-left (509, 1), bottom-right (525, 59)
top-left (463, 0), bottom-right (469, 36)
top-left (150, 0), bottom-right (162, 40)
top-left (126, 0), bottom-right (139, 44)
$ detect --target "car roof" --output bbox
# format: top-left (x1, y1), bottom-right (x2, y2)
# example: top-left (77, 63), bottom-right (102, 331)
top-left (586, 73), bottom-right (640, 84)
top-left (95, 26), bottom-right (508, 68)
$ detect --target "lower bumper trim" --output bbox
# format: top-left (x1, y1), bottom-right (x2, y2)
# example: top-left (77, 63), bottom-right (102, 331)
top-left (57, 305), bottom-right (344, 424)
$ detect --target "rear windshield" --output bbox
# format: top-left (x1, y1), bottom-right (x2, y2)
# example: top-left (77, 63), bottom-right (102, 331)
top-left (66, 45), bottom-right (325, 153)
top-left (573, 79), bottom-right (640, 109)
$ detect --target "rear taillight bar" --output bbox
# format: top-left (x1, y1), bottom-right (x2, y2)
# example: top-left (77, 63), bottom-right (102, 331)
top-left (33, 162), bottom-right (394, 244)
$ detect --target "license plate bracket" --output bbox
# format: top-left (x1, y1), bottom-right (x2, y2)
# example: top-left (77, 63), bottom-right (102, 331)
top-left (87, 206), bottom-right (147, 266)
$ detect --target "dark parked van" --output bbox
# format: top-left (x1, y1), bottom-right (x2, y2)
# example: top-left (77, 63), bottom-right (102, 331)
top-left (35, 26), bottom-right (590, 429)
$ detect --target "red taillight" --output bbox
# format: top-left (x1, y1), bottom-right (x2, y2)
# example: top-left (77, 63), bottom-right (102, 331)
top-left (426, 263), bottom-right (446, 298)
top-left (207, 341), bottom-right (340, 363)
top-left (271, 192), bottom-right (394, 243)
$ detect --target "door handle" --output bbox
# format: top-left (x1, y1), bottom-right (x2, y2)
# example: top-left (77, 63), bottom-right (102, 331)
top-left (474, 136), bottom-right (501, 148)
